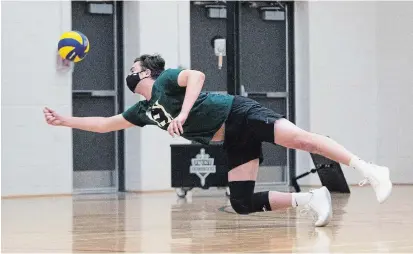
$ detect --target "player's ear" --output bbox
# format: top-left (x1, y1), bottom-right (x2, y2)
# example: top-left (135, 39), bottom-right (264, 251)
top-left (141, 68), bottom-right (151, 78)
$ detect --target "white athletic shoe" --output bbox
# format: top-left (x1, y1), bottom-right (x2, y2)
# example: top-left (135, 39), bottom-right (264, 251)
top-left (359, 164), bottom-right (392, 203)
top-left (300, 186), bottom-right (333, 227)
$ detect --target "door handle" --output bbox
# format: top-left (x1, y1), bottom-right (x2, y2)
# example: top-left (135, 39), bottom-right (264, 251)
top-left (240, 85), bottom-right (288, 98)
top-left (73, 90), bottom-right (116, 97)
top-left (246, 92), bottom-right (288, 98)
top-left (240, 85), bottom-right (248, 97)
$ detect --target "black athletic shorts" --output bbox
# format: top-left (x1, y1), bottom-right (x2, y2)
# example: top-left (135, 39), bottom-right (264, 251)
top-left (223, 95), bottom-right (284, 170)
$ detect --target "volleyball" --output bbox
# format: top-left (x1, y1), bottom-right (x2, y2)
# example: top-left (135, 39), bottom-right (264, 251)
top-left (57, 31), bottom-right (90, 63)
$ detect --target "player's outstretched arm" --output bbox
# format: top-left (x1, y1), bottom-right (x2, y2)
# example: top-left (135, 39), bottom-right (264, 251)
top-left (43, 107), bottom-right (134, 133)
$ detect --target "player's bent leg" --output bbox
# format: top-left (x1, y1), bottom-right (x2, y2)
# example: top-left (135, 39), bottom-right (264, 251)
top-left (227, 159), bottom-right (271, 214)
top-left (228, 158), bottom-right (260, 182)
top-left (273, 118), bottom-right (392, 203)
top-left (227, 159), bottom-right (332, 226)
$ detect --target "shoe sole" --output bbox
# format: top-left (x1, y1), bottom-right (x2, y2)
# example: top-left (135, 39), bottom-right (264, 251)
top-left (325, 187), bottom-right (333, 222)
top-left (316, 187), bottom-right (333, 227)
top-left (379, 181), bottom-right (392, 204)
top-left (378, 167), bottom-right (393, 204)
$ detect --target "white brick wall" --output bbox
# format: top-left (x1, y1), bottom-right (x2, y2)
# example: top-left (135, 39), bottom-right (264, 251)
top-left (2, 1), bottom-right (412, 196)
top-left (295, 1), bottom-right (413, 185)
top-left (1, 1), bottom-right (73, 196)
top-left (376, 2), bottom-right (413, 183)
top-left (123, 1), bottom-right (191, 192)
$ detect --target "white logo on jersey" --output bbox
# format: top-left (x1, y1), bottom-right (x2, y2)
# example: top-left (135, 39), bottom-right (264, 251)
top-left (146, 100), bottom-right (173, 127)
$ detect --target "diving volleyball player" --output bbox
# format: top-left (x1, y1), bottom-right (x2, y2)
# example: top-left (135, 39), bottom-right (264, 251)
top-left (44, 54), bottom-right (392, 227)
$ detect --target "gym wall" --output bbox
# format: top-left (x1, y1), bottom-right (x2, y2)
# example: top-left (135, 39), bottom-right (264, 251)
top-left (1, 1), bottom-right (413, 196)
top-left (126, 1), bottom-right (413, 190)
top-left (375, 2), bottom-right (413, 184)
top-left (122, 1), bottom-right (191, 192)
top-left (1, 1), bottom-right (73, 196)
top-left (295, 1), bottom-right (413, 185)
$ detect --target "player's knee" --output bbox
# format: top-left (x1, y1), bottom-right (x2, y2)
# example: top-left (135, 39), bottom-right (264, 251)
top-left (228, 181), bottom-right (255, 215)
top-left (230, 196), bottom-right (253, 215)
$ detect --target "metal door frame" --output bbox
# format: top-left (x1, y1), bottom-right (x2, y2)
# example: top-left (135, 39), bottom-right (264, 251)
top-left (226, 1), bottom-right (295, 190)
top-left (72, 1), bottom-right (125, 194)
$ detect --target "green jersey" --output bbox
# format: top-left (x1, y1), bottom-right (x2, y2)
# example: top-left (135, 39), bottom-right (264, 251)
top-left (122, 68), bottom-right (234, 144)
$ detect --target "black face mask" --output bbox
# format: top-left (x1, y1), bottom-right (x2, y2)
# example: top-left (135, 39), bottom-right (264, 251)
top-left (126, 71), bottom-right (148, 92)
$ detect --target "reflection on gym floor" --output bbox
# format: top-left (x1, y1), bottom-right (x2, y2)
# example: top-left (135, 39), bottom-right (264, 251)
top-left (2, 186), bottom-right (413, 253)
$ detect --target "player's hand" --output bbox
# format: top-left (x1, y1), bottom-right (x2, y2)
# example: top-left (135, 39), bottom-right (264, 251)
top-left (43, 107), bottom-right (65, 126)
top-left (167, 112), bottom-right (188, 137)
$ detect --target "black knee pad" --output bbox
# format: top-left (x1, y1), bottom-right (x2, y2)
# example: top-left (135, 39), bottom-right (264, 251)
top-left (230, 197), bottom-right (253, 214)
top-left (229, 181), bottom-right (254, 214)
top-left (228, 181), bottom-right (271, 214)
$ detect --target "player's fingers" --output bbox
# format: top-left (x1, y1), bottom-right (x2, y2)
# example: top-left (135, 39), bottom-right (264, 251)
top-left (45, 107), bottom-right (55, 113)
top-left (168, 123), bottom-right (175, 137)
top-left (51, 111), bottom-right (60, 118)
top-left (173, 122), bottom-right (180, 136)
top-left (174, 122), bottom-right (181, 135)
top-left (178, 122), bottom-right (184, 134)
top-left (47, 117), bottom-right (56, 124)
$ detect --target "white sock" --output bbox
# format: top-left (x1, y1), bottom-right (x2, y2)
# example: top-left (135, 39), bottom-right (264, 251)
top-left (349, 156), bottom-right (369, 175)
top-left (292, 192), bottom-right (312, 207)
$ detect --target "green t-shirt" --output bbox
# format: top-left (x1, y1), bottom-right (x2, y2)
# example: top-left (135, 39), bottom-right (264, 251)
top-left (122, 68), bottom-right (234, 144)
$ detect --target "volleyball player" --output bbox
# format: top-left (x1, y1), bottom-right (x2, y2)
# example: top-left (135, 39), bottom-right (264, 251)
top-left (44, 54), bottom-right (392, 227)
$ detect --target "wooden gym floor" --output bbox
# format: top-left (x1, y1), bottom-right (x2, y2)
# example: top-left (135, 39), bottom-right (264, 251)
top-left (2, 186), bottom-right (413, 253)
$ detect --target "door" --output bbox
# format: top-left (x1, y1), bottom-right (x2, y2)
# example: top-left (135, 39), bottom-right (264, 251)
top-left (190, 1), bottom-right (227, 93)
top-left (190, 1), bottom-right (295, 190)
top-left (238, 2), bottom-right (293, 188)
top-left (71, 1), bottom-right (122, 193)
